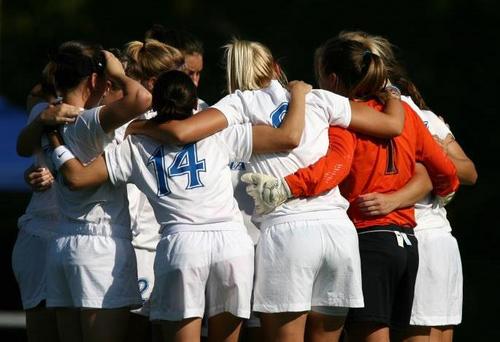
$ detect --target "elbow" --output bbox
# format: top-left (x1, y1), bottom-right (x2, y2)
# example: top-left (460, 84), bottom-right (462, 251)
top-left (17, 145), bottom-right (32, 158)
top-left (63, 175), bottom-right (85, 191)
top-left (388, 120), bottom-right (404, 137)
top-left (169, 130), bottom-right (189, 145)
top-left (16, 139), bottom-right (34, 157)
top-left (281, 132), bottom-right (301, 150)
top-left (461, 170), bottom-right (478, 186)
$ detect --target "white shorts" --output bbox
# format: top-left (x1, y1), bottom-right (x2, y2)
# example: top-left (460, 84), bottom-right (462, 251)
top-left (150, 230), bottom-right (254, 321)
top-left (410, 229), bottom-right (463, 326)
top-left (253, 218), bottom-right (364, 313)
top-left (131, 248), bottom-right (156, 317)
top-left (46, 234), bottom-right (142, 309)
top-left (12, 229), bottom-right (52, 309)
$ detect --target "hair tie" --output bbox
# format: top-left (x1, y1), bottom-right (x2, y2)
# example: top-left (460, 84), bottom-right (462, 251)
top-left (362, 50), bottom-right (373, 61)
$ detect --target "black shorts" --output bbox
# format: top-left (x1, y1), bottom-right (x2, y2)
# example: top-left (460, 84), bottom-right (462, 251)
top-left (346, 225), bottom-right (419, 328)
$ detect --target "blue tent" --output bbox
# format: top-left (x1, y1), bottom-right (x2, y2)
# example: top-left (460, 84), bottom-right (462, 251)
top-left (0, 97), bottom-right (33, 191)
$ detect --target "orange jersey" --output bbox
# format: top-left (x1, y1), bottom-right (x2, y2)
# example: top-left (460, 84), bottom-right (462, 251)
top-left (285, 100), bottom-right (459, 229)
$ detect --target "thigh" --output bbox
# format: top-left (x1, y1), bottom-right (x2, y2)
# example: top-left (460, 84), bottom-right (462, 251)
top-left (55, 308), bottom-right (82, 342)
top-left (80, 308), bottom-right (130, 342)
top-left (306, 311), bottom-right (345, 342)
top-left (161, 318), bottom-right (202, 342)
top-left (345, 321), bottom-right (390, 342)
top-left (208, 312), bottom-right (243, 342)
top-left (25, 306), bottom-right (60, 342)
top-left (260, 312), bottom-right (308, 342)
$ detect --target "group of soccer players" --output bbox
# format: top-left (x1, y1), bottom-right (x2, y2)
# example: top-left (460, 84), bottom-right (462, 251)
top-left (12, 25), bottom-right (477, 342)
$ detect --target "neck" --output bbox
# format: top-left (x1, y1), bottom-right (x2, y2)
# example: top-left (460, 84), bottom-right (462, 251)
top-left (63, 90), bottom-right (87, 108)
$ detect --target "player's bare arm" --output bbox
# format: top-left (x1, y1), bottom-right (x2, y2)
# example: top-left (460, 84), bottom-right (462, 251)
top-left (16, 103), bottom-right (81, 157)
top-left (98, 51), bottom-right (152, 134)
top-left (47, 130), bottom-right (108, 190)
top-left (348, 88), bottom-right (405, 138)
top-left (251, 80), bottom-right (311, 153)
top-left (356, 163), bottom-right (433, 217)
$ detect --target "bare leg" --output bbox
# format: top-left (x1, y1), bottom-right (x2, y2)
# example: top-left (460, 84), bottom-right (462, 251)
top-left (440, 326), bottom-right (453, 342)
top-left (126, 313), bottom-right (151, 342)
top-left (152, 321), bottom-right (164, 342)
top-left (392, 325), bottom-right (430, 342)
top-left (161, 317), bottom-right (202, 342)
top-left (243, 327), bottom-right (264, 342)
top-left (208, 312), bottom-right (243, 342)
top-left (305, 311), bottom-right (345, 342)
top-left (430, 326), bottom-right (454, 342)
top-left (26, 306), bottom-right (60, 342)
top-left (346, 322), bottom-right (390, 342)
top-left (80, 307), bottom-right (130, 342)
top-left (260, 312), bottom-right (308, 342)
top-left (56, 308), bottom-right (82, 342)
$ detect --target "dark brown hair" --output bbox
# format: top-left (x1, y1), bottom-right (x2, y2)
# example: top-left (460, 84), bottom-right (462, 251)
top-left (315, 37), bottom-right (387, 100)
top-left (52, 41), bottom-right (104, 92)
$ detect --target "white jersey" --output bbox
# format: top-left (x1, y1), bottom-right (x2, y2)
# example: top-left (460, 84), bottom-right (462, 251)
top-left (18, 102), bottom-right (59, 235)
top-left (105, 124), bottom-right (253, 235)
top-left (57, 107), bottom-right (131, 239)
top-left (402, 96), bottom-right (452, 232)
top-left (212, 80), bottom-right (352, 226)
top-left (229, 162), bottom-right (260, 243)
top-left (197, 98), bottom-right (209, 112)
top-left (127, 110), bottom-right (162, 251)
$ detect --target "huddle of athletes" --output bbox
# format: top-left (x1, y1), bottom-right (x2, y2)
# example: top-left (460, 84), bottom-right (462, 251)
top-left (12, 24), bottom-right (477, 342)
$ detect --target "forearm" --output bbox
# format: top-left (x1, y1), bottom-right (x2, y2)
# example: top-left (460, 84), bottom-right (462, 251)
top-left (129, 108), bottom-right (228, 145)
top-left (251, 90), bottom-right (306, 153)
top-left (445, 141), bottom-right (478, 185)
top-left (16, 117), bottom-right (45, 157)
top-left (99, 74), bottom-right (152, 133)
top-left (285, 127), bottom-right (353, 197)
top-left (348, 98), bottom-right (405, 138)
top-left (276, 90), bottom-right (306, 148)
top-left (59, 157), bottom-right (108, 190)
top-left (392, 163), bottom-right (433, 208)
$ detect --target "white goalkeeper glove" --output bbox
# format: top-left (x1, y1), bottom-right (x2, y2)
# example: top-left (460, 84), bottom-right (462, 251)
top-left (435, 192), bottom-right (455, 207)
top-left (241, 172), bottom-right (292, 215)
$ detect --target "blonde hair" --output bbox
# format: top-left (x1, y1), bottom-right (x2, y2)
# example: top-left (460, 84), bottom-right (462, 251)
top-left (224, 39), bottom-right (287, 93)
top-left (124, 39), bottom-right (184, 81)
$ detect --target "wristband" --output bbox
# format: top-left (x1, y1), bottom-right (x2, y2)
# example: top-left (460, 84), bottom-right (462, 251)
top-left (52, 145), bottom-right (75, 170)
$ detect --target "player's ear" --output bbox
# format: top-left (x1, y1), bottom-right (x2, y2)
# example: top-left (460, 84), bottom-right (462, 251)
top-left (87, 72), bottom-right (100, 92)
top-left (273, 62), bottom-right (282, 79)
top-left (145, 77), bottom-right (157, 93)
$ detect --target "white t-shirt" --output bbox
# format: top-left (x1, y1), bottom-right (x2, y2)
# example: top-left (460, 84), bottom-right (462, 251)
top-left (211, 80), bottom-right (352, 226)
top-left (18, 102), bottom-right (59, 235)
top-left (106, 124), bottom-right (253, 235)
top-left (402, 96), bottom-right (453, 232)
top-left (57, 107), bottom-right (131, 239)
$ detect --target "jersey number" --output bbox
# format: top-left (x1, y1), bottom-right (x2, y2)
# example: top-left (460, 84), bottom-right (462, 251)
top-left (270, 102), bottom-right (289, 127)
top-left (384, 139), bottom-right (398, 175)
top-left (148, 144), bottom-right (206, 196)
